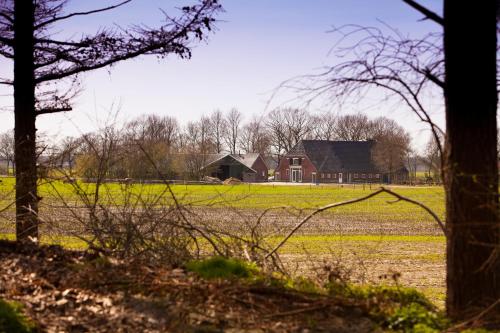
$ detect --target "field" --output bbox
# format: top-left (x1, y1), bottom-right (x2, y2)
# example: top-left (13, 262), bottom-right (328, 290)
top-left (0, 177), bottom-right (446, 305)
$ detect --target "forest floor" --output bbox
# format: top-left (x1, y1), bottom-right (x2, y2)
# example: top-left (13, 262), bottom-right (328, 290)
top-left (0, 240), bottom-right (382, 333)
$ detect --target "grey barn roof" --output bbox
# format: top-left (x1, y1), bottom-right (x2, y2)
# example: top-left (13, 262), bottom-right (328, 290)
top-left (287, 140), bottom-right (379, 173)
top-left (203, 153), bottom-right (262, 173)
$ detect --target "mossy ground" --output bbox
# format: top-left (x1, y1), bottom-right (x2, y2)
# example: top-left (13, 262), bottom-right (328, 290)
top-left (0, 299), bottom-right (36, 333)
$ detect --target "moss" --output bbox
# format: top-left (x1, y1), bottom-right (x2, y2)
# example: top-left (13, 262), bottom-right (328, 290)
top-left (0, 299), bottom-right (36, 333)
top-left (386, 303), bottom-right (448, 332)
top-left (186, 256), bottom-right (258, 280)
top-left (326, 283), bottom-right (448, 332)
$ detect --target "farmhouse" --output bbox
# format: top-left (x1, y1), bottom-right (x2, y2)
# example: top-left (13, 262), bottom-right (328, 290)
top-left (203, 153), bottom-right (268, 182)
top-left (275, 140), bottom-right (407, 184)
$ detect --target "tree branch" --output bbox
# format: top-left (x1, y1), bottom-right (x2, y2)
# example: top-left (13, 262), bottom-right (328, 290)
top-left (0, 12), bottom-right (13, 24)
top-left (36, 106), bottom-right (73, 116)
top-left (424, 69), bottom-right (445, 88)
top-left (35, 38), bottom-right (90, 48)
top-left (35, 0), bottom-right (133, 30)
top-left (402, 0), bottom-right (444, 25)
top-left (0, 36), bottom-right (13, 46)
top-left (265, 187), bottom-right (446, 259)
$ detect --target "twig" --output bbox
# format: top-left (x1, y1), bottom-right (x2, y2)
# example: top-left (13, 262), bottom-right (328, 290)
top-left (446, 298), bottom-right (500, 332)
top-left (264, 303), bottom-right (329, 318)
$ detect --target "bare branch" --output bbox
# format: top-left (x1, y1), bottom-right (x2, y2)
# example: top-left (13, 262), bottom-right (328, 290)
top-left (0, 12), bottom-right (13, 24)
top-left (402, 0), bottom-right (444, 26)
top-left (265, 187), bottom-right (446, 259)
top-left (36, 106), bottom-right (72, 116)
top-left (35, 0), bottom-right (133, 30)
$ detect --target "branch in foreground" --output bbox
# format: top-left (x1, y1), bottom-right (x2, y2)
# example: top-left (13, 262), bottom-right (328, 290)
top-left (402, 0), bottom-right (444, 25)
top-left (265, 187), bottom-right (446, 259)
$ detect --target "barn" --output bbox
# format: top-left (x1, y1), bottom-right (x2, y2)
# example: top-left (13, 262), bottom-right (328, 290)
top-left (203, 153), bottom-right (268, 182)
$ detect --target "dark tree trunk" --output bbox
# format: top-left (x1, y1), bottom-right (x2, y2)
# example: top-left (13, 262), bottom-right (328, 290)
top-left (13, 0), bottom-right (38, 241)
top-left (444, 1), bottom-right (500, 318)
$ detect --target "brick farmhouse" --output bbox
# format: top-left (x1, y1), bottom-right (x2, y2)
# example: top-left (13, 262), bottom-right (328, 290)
top-left (275, 140), bottom-right (408, 184)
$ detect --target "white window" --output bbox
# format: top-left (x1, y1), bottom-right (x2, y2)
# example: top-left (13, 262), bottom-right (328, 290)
top-left (362, 174), bottom-right (366, 178)
top-left (321, 173), bottom-right (325, 178)
top-left (262, 171), bottom-right (266, 177)
top-left (327, 173), bottom-right (331, 178)
top-left (375, 174), bottom-right (380, 178)
top-left (292, 158), bottom-right (300, 166)
top-left (333, 173), bottom-right (337, 178)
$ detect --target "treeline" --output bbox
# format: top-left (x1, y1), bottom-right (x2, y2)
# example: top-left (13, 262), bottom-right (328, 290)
top-left (0, 108), bottom-right (441, 181)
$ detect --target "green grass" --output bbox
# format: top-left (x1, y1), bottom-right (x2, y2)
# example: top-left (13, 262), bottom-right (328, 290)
top-left (0, 177), bottom-right (445, 223)
top-left (186, 256), bottom-right (258, 279)
top-left (0, 233), bottom-right (88, 250)
top-left (0, 299), bottom-right (36, 333)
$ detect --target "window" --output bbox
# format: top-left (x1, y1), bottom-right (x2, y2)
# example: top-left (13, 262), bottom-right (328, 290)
top-left (368, 173), bottom-right (372, 179)
top-left (375, 174), bottom-right (380, 178)
top-left (286, 169), bottom-right (289, 176)
top-left (275, 172), bottom-right (280, 180)
top-left (354, 173), bottom-right (358, 178)
top-left (292, 158), bottom-right (300, 166)
top-left (262, 171), bottom-right (266, 177)
top-left (362, 174), bottom-right (366, 178)
top-left (333, 173), bottom-right (337, 178)
top-left (327, 173), bottom-right (331, 178)
top-left (321, 173), bottom-right (325, 178)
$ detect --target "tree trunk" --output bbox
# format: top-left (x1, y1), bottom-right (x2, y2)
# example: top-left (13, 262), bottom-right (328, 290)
top-left (444, 1), bottom-right (500, 318)
top-left (14, 0), bottom-right (38, 241)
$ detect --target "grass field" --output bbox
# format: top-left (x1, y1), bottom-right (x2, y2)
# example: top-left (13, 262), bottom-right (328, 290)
top-left (0, 177), bottom-right (447, 305)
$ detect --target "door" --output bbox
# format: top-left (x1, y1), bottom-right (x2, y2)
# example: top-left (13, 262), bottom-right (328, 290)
top-left (338, 172), bottom-right (343, 183)
top-left (311, 172), bottom-right (316, 184)
top-left (291, 168), bottom-right (302, 182)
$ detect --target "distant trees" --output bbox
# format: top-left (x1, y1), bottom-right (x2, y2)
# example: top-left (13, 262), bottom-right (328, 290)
top-left (64, 108), bottom-right (412, 180)
top-left (422, 134), bottom-right (442, 182)
top-left (0, 131), bottom-right (14, 175)
top-left (224, 108), bottom-right (242, 154)
top-left (370, 118), bottom-right (411, 182)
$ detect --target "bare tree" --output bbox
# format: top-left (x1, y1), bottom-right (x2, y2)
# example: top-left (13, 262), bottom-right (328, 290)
top-left (266, 108), bottom-right (287, 161)
top-left (334, 113), bottom-right (373, 141)
top-left (280, 0), bottom-right (499, 319)
top-left (239, 117), bottom-right (271, 155)
top-left (0, 0), bottom-right (222, 240)
top-left (311, 111), bottom-right (337, 140)
top-left (54, 136), bottom-right (82, 174)
top-left (423, 134), bottom-right (442, 182)
top-left (442, 1), bottom-right (499, 318)
top-left (0, 130), bottom-right (14, 175)
top-left (209, 109), bottom-right (226, 153)
top-left (224, 108), bottom-right (242, 154)
top-left (370, 117), bottom-right (411, 183)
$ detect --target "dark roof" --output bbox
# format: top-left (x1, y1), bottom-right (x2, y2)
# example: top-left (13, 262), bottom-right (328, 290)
top-left (286, 140), bottom-right (378, 172)
top-left (203, 153), bottom-right (263, 173)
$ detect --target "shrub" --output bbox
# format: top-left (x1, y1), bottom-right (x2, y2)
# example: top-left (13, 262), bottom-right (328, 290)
top-left (0, 299), bottom-right (36, 333)
top-left (186, 256), bottom-right (258, 280)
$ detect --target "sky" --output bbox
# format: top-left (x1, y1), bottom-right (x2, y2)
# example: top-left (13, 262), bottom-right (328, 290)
top-left (0, 0), bottom-right (444, 151)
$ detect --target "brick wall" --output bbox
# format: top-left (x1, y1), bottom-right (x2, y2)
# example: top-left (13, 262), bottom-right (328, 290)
top-left (275, 155), bottom-right (317, 182)
top-left (251, 155), bottom-right (269, 182)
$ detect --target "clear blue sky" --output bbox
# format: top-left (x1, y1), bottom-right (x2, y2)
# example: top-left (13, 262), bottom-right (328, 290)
top-left (0, 0), bottom-right (443, 150)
